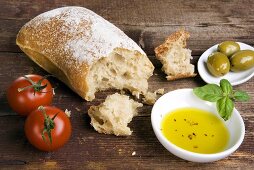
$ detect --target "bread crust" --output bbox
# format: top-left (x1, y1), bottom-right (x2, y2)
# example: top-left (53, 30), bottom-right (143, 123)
top-left (155, 29), bottom-right (190, 58)
top-left (154, 29), bottom-right (196, 80)
top-left (16, 7), bottom-right (151, 100)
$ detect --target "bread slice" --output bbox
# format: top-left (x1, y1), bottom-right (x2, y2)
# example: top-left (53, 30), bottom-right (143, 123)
top-left (88, 93), bottom-right (143, 136)
top-left (16, 7), bottom-right (154, 101)
top-left (154, 29), bottom-right (196, 80)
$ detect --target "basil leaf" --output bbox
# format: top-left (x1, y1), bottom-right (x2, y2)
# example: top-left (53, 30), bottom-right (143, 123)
top-left (193, 84), bottom-right (223, 102)
top-left (220, 79), bottom-right (232, 95)
top-left (216, 97), bottom-right (234, 121)
top-left (233, 91), bottom-right (250, 102)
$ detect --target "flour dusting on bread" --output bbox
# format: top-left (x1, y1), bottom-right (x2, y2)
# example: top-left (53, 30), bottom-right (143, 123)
top-left (23, 7), bottom-right (145, 65)
top-left (155, 29), bottom-right (196, 80)
top-left (88, 93), bottom-right (143, 136)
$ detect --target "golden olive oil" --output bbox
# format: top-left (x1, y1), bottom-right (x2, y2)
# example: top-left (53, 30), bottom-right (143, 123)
top-left (161, 107), bottom-right (229, 154)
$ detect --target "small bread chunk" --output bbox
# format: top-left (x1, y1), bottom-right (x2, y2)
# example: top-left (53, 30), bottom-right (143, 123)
top-left (154, 29), bottom-right (196, 80)
top-left (143, 88), bottom-right (165, 105)
top-left (88, 93), bottom-right (143, 136)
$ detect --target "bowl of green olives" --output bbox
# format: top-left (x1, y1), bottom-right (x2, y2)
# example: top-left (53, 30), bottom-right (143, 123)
top-left (198, 41), bottom-right (254, 86)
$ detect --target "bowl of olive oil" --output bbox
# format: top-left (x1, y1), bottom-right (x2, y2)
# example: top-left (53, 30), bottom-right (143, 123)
top-left (151, 89), bottom-right (245, 162)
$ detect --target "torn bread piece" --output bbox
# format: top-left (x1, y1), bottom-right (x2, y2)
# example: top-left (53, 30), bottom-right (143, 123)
top-left (88, 93), bottom-right (143, 136)
top-left (154, 29), bottom-right (196, 80)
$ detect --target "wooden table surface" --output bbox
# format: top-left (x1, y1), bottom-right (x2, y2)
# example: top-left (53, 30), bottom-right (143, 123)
top-left (0, 0), bottom-right (253, 169)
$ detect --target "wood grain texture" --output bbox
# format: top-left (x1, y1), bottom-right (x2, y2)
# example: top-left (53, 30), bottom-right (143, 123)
top-left (0, 0), bottom-right (254, 55)
top-left (0, 0), bottom-right (254, 169)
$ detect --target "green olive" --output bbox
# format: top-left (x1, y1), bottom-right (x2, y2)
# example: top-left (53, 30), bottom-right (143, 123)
top-left (207, 52), bottom-right (230, 77)
top-left (217, 41), bottom-right (240, 57)
top-left (230, 50), bottom-right (254, 72)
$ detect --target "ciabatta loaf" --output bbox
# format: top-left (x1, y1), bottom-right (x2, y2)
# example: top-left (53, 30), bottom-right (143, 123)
top-left (154, 30), bottom-right (196, 80)
top-left (88, 93), bottom-right (143, 136)
top-left (16, 7), bottom-right (154, 101)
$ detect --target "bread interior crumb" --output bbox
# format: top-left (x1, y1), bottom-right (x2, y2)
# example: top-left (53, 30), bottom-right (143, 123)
top-left (86, 49), bottom-right (153, 100)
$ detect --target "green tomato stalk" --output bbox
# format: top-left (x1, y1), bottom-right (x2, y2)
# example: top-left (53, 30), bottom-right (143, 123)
top-left (38, 106), bottom-right (58, 144)
top-left (17, 75), bottom-right (53, 95)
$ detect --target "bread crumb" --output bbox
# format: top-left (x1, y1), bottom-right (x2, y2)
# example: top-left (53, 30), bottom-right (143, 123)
top-left (77, 137), bottom-right (83, 144)
top-left (155, 88), bottom-right (164, 95)
top-left (44, 161), bottom-right (57, 167)
top-left (75, 107), bottom-right (81, 112)
top-left (65, 109), bottom-right (71, 117)
top-left (143, 88), bottom-right (165, 105)
top-left (88, 136), bottom-right (94, 140)
top-left (143, 92), bottom-right (157, 105)
top-left (132, 91), bottom-right (140, 99)
top-left (132, 151), bottom-right (136, 156)
top-left (120, 90), bottom-right (126, 95)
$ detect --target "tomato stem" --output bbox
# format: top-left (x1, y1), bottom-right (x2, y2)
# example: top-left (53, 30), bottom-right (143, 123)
top-left (38, 106), bottom-right (58, 144)
top-left (17, 75), bottom-right (53, 95)
top-left (17, 85), bottom-right (34, 92)
top-left (23, 75), bottom-right (36, 85)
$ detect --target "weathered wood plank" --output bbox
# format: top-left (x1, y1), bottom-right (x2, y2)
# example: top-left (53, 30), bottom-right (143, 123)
top-left (0, 0), bottom-right (254, 54)
top-left (1, 0), bottom-right (254, 25)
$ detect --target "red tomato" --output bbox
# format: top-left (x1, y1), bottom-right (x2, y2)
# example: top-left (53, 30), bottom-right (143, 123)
top-left (7, 75), bottom-right (53, 116)
top-left (24, 106), bottom-right (71, 151)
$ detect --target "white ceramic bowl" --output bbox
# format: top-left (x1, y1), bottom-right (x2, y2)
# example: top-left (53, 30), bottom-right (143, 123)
top-left (151, 89), bottom-right (245, 162)
top-left (198, 42), bottom-right (254, 86)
